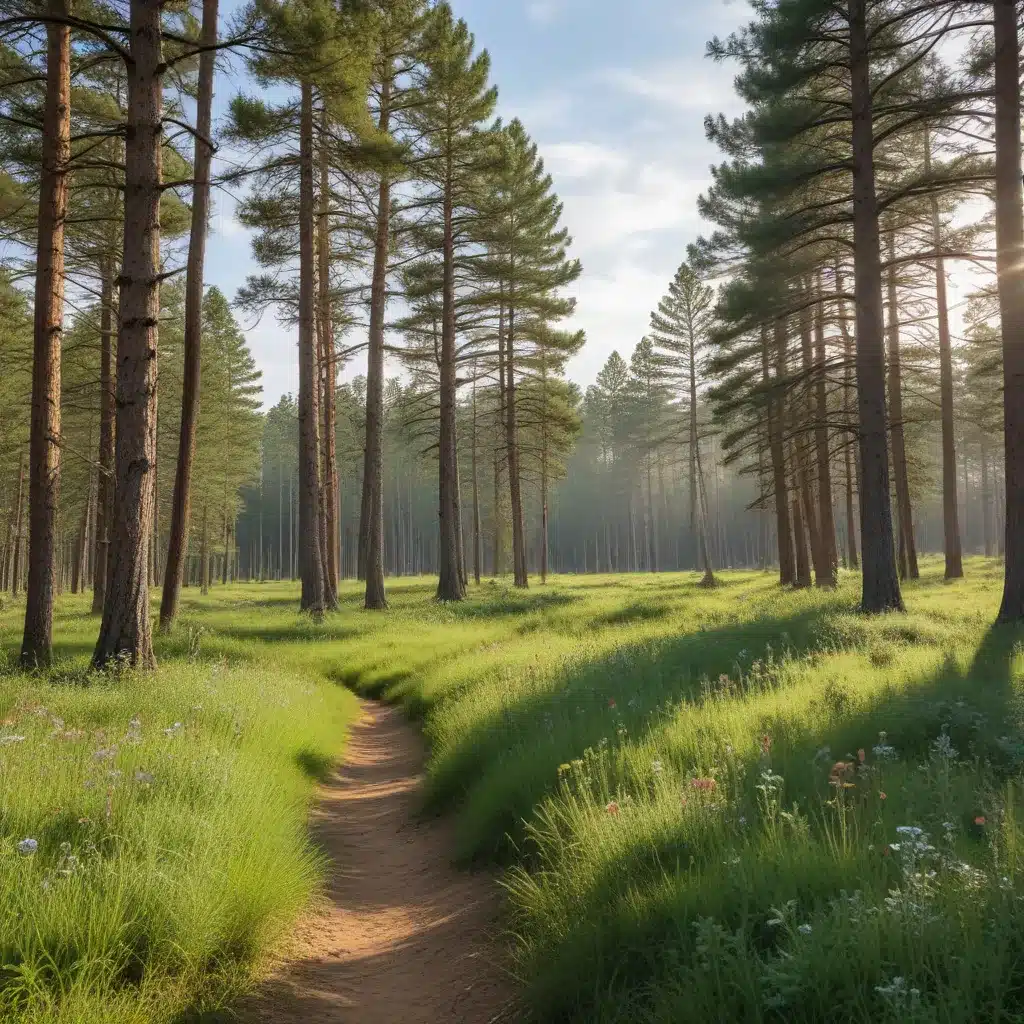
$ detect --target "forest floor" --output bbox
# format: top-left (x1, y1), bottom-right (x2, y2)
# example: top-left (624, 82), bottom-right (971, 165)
top-left (4, 560), bottom-right (1024, 1022)
top-left (238, 699), bottom-right (511, 1024)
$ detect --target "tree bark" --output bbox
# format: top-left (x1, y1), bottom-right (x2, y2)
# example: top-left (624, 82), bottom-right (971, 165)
top-left (505, 304), bottom-right (528, 588)
top-left (981, 434), bottom-right (993, 557)
top-left (765, 323), bottom-right (795, 584)
top-left (93, 0), bottom-right (163, 668)
top-left (21, 0), bottom-right (70, 667)
top-left (92, 260), bottom-right (115, 613)
top-left (471, 361), bottom-right (482, 585)
top-left (884, 233), bottom-right (919, 580)
top-left (849, 0), bottom-right (903, 613)
top-left (814, 285), bottom-right (837, 585)
top-left (9, 453), bottom-right (26, 596)
top-left (297, 81), bottom-right (326, 614)
top-left (159, 0), bottom-right (217, 632)
top-left (362, 75), bottom-right (391, 608)
top-left (996, 0), bottom-right (1024, 619)
top-left (920, 131), bottom-right (964, 579)
top-left (798, 299), bottom-right (825, 584)
top-left (436, 157), bottom-right (464, 601)
top-left (317, 118), bottom-right (339, 610)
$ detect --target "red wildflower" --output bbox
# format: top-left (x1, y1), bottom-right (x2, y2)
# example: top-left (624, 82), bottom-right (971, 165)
top-left (879, 792), bottom-right (887, 801)
top-left (608, 698), bottom-right (617, 709)
top-left (975, 816), bottom-right (986, 827)
top-left (829, 761), bottom-right (856, 789)
top-left (760, 734), bottom-right (772, 755)
top-left (605, 801), bottom-right (620, 816)
top-left (858, 748), bottom-right (866, 764)
top-left (690, 777), bottom-right (717, 792)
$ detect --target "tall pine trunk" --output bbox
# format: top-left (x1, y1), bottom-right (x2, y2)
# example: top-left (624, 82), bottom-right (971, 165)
top-left (362, 77), bottom-right (391, 608)
top-left (159, 0), bottom-right (217, 631)
top-left (436, 162), bottom-right (464, 601)
top-left (981, 435), bottom-right (993, 557)
top-left (21, 0), bottom-right (70, 667)
top-left (814, 286), bottom-right (837, 584)
top-left (849, 0), bottom-right (903, 613)
top-left (995, 0), bottom-right (1024, 620)
top-left (884, 235), bottom-right (918, 580)
top-left (471, 363), bottom-right (482, 585)
top-left (766, 323), bottom-right (795, 584)
top-left (505, 305), bottom-right (528, 588)
top-left (297, 81), bottom-right (326, 614)
top-left (92, 261), bottom-right (115, 612)
top-left (923, 131), bottom-right (963, 579)
top-left (93, 0), bottom-right (163, 668)
top-left (317, 120), bottom-right (339, 609)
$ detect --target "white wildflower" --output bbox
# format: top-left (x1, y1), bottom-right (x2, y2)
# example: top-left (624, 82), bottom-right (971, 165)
top-left (0, 735), bottom-right (26, 745)
top-left (798, 923), bottom-right (813, 935)
top-left (16, 838), bottom-right (38, 856)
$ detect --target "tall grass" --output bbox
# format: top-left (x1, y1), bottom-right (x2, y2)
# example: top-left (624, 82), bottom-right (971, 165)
top-left (0, 593), bottom-right (357, 1023)
top-left (5, 561), bottom-right (1023, 1022)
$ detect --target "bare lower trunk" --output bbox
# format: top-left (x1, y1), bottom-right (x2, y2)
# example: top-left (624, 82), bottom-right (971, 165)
top-left (362, 78), bottom-right (391, 608)
top-left (471, 363), bottom-right (481, 585)
top-left (850, 0), bottom-right (903, 613)
top-left (437, 169), bottom-right (464, 601)
top-left (93, 261), bottom-right (115, 613)
top-left (21, 0), bottom-right (70, 667)
top-left (318, 118), bottom-right (339, 609)
top-left (10, 454), bottom-right (26, 596)
top-left (93, 0), bottom-right (163, 668)
top-left (791, 449), bottom-right (812, 589)
top-left (297, 81), bottom-right (326, 614)
top-left (766, 323), bottom-right (795, 584)
top-left (923, 133), bottom-right (963, 579)
top-left (996, 0), bottom-right (1024, 620)
top-left (505, 304), bottom-right (528, 588)
top-left (72, 473), bottom-right (92, 594)
top-left (982, 435), bottom-right (994, 557)
top-left (885, 234), bottom-right (918, 581)
top-left (159, 0), bottom-right (217, 632)
top-left (814, 287), bottom-right (837, 585)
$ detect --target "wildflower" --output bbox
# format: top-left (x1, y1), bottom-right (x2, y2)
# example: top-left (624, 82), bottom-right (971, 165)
top-left (798, 923), bottom-right (813, 935)
top-left (93, 747), bottom-right (116, 761)
top-left (975, 816), bottom-right (986, 827)
top-left (857, 748), bottom-right (866, 764)
top-left (760, 734), bottom-right (772, 755)
top-left (718, 673), bottom-right (730, 687)
top-left (134, 770), bottom-right (155, 785)
top-left (872, 731), bottom-right (898, 760)
top-left (651, 760), bottom-right (664, 776)
top-left (738, 816), bottom-right (747, 827)
top-left (690, 777), bottom-right (717, 792)
top-left (829, 761), bottom-right (856, 788)
top-left (0, 734), bottom-right (26, 745)
top-left (163, 722), bottom-right (183, 736)
top-left (879, 791), bottom-right (887, 800)
top-left (605, 801), bottom-right (620, 816)
top-left (16, 838), bottom-right (38, 856)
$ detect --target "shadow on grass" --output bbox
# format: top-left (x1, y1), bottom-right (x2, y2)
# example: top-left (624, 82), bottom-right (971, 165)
top-left (514, 622), bottom-right (1024, 1022)
top-left (597, 600), bottom-right (672, 626)
top-left (294, 745), bottom-right (336, 783)
top-left (423, 604), bottom-right (845, 862)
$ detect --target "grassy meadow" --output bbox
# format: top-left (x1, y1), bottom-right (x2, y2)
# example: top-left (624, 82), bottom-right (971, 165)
top-left (3, 558), bottom-right (1024, 1021)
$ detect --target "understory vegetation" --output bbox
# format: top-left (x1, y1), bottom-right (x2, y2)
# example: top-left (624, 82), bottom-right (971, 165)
top-left (0, 596), bottom-right (357, 1023)
top-left (4, 561), bottom-right (1024, 1021)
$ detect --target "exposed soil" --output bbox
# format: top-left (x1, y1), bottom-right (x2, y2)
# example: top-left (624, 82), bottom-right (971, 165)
top-left (240, 700), bottom-right (514, 1024)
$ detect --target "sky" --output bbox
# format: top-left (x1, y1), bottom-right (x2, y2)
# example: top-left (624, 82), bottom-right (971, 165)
top-left (204, 0), bottom-right (752, 407)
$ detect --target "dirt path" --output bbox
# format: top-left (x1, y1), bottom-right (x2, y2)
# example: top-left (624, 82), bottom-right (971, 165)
top-left (241, 700), bottom-right (514, 1024)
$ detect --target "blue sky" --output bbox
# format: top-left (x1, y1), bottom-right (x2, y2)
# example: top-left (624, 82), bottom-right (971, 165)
top-left (204, 0), bottom-right (751, 405)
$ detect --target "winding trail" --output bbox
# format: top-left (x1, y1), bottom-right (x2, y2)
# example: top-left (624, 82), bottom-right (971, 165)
top-left (241, 700), bottom-right (514, 1024)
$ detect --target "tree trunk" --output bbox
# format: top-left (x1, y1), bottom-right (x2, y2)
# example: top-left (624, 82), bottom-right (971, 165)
top-left (505, 304), bottom-right (528, 588)
top-left (93, 0), bottom-right (163, 668)
top-left (436, 161), bottom-right (464, 601)
top-left (200, 504), bottom-right (210, 595)
top-left (790, 448), bottom-right (812, 589)
top-left (471, 362), bottom-right (482, 585)
top-left (159, 0), bottom-right (217, 632)
top-left (72, 473), bottom-right (92, 594)
top-left (92, 260), bottom-right (115, 613)
top-left (297, 82), bottom-right (326, 614)
top-left (849, 0), bottom-right (903, 613)
top-left (223, 511), bottom-right (230, 584)
top-left (317, 116), bottom-right (339, 609)
top-left (21, 0), bottom-right (70, 667)
top-left (798, 300), bottom-right (825, 584)
top-left (362, 76), bottom-right (391, 608)
top-left (981, 434), bottom-right (994, 557)
top-left (814, 285), bottom-right (837, 585)
top-left (10, 453), bottom-right (26, 596)
top-left (884, 233), bottom-right (919, 581)
top-left (767, 322), bottom-right (795, 584)
top-left (923, 129), bottom-right (963, 580)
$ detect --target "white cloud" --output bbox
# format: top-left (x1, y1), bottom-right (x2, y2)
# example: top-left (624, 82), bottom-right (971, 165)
top-left (598, 62), bottom-right (742, 116)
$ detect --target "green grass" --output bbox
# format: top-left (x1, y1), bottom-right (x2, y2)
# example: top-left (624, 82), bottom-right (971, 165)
top-left (4, 560), bottom-right (1024, 1022)
top-left (0, 589), bottom-right (359, 1023)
